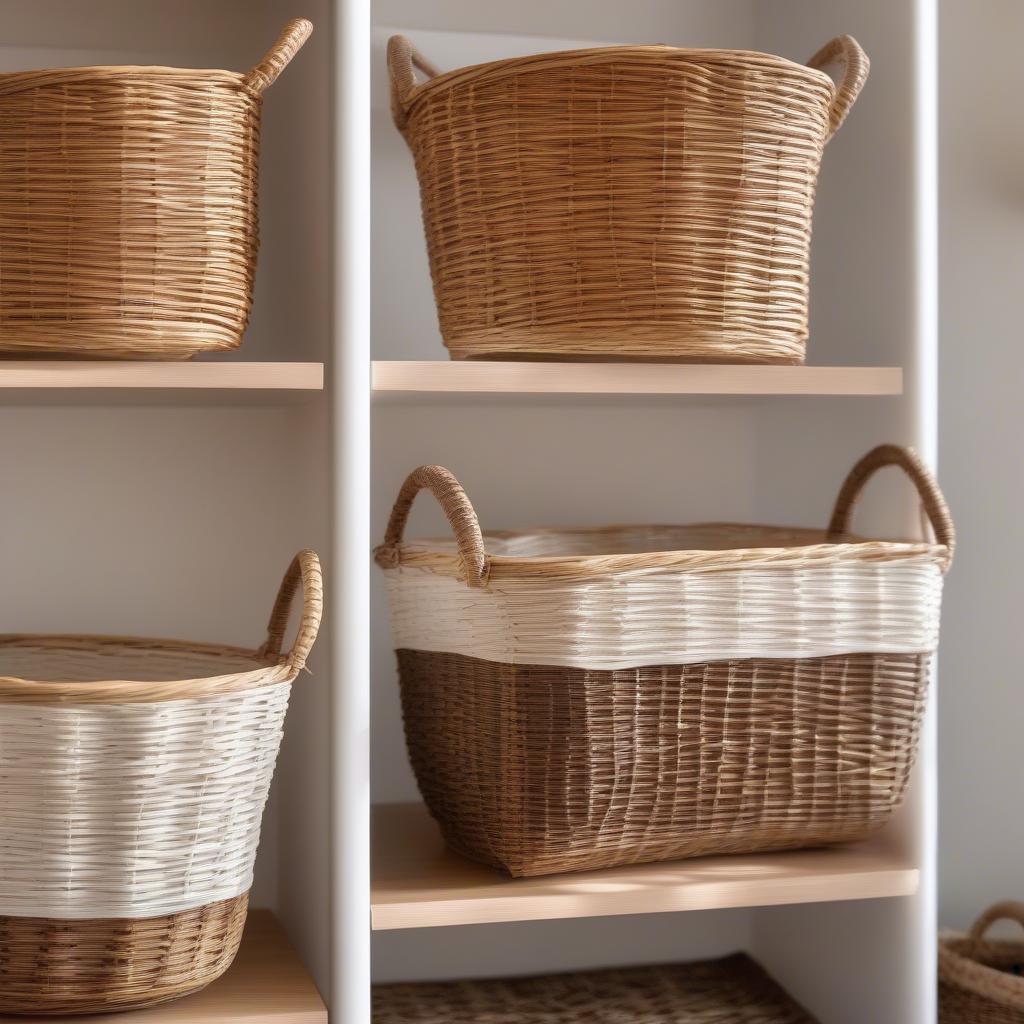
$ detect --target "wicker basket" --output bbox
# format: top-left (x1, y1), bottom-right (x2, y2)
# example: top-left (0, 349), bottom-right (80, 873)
top-left (375, 446), bottom-right (953, 878)
top-left (0, 19), bottom-right (312, 359)
top-left (0, 551), bottom-right (322, 1015)
top-left (389, 34), bottom-right (868, 364)
top-left (940, 902), bottom-right (1024, 1023)
top-left (373, 954), bottom-right (818, 1023)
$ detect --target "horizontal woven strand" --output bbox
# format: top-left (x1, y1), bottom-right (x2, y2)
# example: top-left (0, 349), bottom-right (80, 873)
top-left (373, 954), bottom-right (817, 1023)
top-left (384, 558), bottom-right (943, 670)
top-left (0, 894), bottom-right (248, 1016)
top-left (397, 649), bottom-right (929, 877)
top-left (0, 684), bottom-right (290, 918)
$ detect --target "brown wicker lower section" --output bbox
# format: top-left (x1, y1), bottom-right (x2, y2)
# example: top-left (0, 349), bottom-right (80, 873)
top-left (396, 650), bottom-right (930, 877)
top-left (0, 892), bottom-right (249, 1016)
top-left (373, 954), bottom-right (819, 1022)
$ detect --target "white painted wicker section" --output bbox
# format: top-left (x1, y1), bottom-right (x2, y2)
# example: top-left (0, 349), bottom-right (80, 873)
top-left (0, 683), bottom-right (290, 919)
top-left (384, 557), bottom-right (945, 669)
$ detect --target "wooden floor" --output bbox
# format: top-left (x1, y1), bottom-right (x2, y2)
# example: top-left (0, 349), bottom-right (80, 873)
top-left (0, 911), bottom-right (327, 1024)
top-left (371, 802), bottom-right (920, 931)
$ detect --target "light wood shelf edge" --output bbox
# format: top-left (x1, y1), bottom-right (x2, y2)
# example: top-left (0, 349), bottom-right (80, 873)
top-left (371, 803), bottom-right (920, 931)
top-left (0, 911), bottom-right (327, 1024)
top-left (372, 361), bottom-right (903, 396)
top-left (0, 362), bottom-right (325, 391)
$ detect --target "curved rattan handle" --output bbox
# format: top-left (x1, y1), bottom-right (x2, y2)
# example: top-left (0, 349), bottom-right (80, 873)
top-left (828, 444), bottom-right (955, 570)
top-left (387, 35), bottom-right (442, 131)
top-left (374, 466), bottom-right (489, 587)
top-left (244, 18), bottom-right (313, 95)
top-left (969, 902), bottom-right (1024, 940)
top-left (807, 35), bottom-right (869, 142)
top-left (258, 550), bottom-right (324, 673)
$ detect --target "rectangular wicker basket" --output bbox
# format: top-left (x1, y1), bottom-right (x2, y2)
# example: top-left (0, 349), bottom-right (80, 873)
top-left (375, 446), bottom-right (954, 878)
top-left (373, 954), bottom-right (819, 1023)
top-left (389, 35), bottom-right (868, 364)
top-left (0, 19), bottom-right (311, 359)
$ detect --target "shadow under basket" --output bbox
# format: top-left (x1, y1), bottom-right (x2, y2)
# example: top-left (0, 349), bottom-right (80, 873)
top-left (0, 551), bottom-right (323, 1015)
top-left (376, 446), bottom-right (954, 877)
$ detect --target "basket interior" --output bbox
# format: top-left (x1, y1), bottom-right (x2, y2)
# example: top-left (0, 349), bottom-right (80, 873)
top-left (0, 636), bottom-right (269, 685)
top-left (408, 523), bottom-right (873, 559)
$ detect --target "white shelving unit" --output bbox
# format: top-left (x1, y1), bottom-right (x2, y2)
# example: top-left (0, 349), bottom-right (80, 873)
top-left (0, 0), bottom-right (938, 1021)
top-left (356, 1), bottom-right (940, 1022)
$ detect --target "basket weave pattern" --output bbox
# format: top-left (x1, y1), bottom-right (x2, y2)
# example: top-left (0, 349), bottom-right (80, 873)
top-left (376, 447), bottom-right (953, 877)
top-left (389, 36), bottom-right (868, 363)
top-left (0, 894), bottom-right (248, 1016)
top-left (397, 649), bottom-right (928, 877)
top-left (0, 19), bottom-right (311, 358)
top-left (0, 551), bottom-right (322, 1015)
top-left (373, 954), bottom-right (818, 1022)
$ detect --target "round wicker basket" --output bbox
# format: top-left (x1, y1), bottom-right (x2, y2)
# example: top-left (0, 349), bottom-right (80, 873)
top-left (389, 34), bottom-right (868, 364)
top-left (376, 447), bottom-right (953, 877)
top-left (940, 903), bottom-right (1024, 1023)
top-left (0, 550), bottom-right (322, 1015)
top-left (0, 19), bottom-right (312, 359)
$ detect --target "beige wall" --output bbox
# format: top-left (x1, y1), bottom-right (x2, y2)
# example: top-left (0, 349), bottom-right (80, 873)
top-left (938, 0), bottom-right (1024, 928)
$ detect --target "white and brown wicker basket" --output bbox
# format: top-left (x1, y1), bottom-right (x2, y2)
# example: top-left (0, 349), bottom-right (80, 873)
top-left (375, 446), bottom-right (953, 878)
top-left (389, 34), bottom-right (868, 364)
top-left (0, 550), bottom-right (322, 1015)
top-left (373, 954), bottom-right (819, 1023)
top-left (0, 18), bottom-right (312, 359)
top-left (940, 902), bottom-right (1024, 1023)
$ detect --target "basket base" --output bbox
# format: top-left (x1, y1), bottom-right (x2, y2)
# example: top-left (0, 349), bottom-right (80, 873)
top-left (0, 893), bottom-right (249, 1016)
top-left (445, 326), bottom-right (806, 364)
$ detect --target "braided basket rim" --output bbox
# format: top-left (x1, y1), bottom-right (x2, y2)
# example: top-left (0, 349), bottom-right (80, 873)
top-left (402, 43), bottom-right (836, 111)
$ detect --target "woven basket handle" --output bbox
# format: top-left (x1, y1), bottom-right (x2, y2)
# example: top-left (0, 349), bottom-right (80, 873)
top-left (375, 466), bottom-right (489, 587)
top-left (258, 550), bottom-right (324, 673)
top-left (969, 902), bottom-right (1024, 940)
top-left (807, 35), bottom-right (869, 142)
top-left (827, 444), bottom-right (955, 570)
top-left (388, 35), bottom-right (442, 131)
top-left (243, 18), bottom-right (314, 95)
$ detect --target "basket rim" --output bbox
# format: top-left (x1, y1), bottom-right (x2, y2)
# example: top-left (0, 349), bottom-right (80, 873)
top-left (940, 931), bottom-right (1024, 1012)
top-left (384, 521), bottom-right (949, 581)
top-left (403, 43), bottom-right (836, 110)
top-left (0, 633), bottom-right (293, 704)
top-left (0, 65), bottom-right (250, 98)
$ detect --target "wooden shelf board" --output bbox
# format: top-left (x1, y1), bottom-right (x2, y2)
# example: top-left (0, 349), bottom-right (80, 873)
top-left (0, 911), bottom-right (327, 1024)
top-left (0, 361), bottom-right (324, 404)
top-left (371, 803), bottom-right (920, 931)
top-left (372, 361), bottom-right (903, 397)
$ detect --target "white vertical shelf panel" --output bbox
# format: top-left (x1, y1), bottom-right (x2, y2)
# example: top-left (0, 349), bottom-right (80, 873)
top-left (335, 0), bottom-right (373, 1021)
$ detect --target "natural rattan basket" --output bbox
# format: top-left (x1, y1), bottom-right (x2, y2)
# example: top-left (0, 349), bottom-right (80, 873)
top-left (373, 954), bottom-right (819, 1023)
top-left (940, 902), bottom-right (1024, 1023)
top-left (0, 551), bottom-right (322, 1015)
top-left (376, 446), bottom-right (953, 877)
top-left (389, 34), bottom-right (868, 363)
top-left (0, 19), bottom-right (312, 359)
